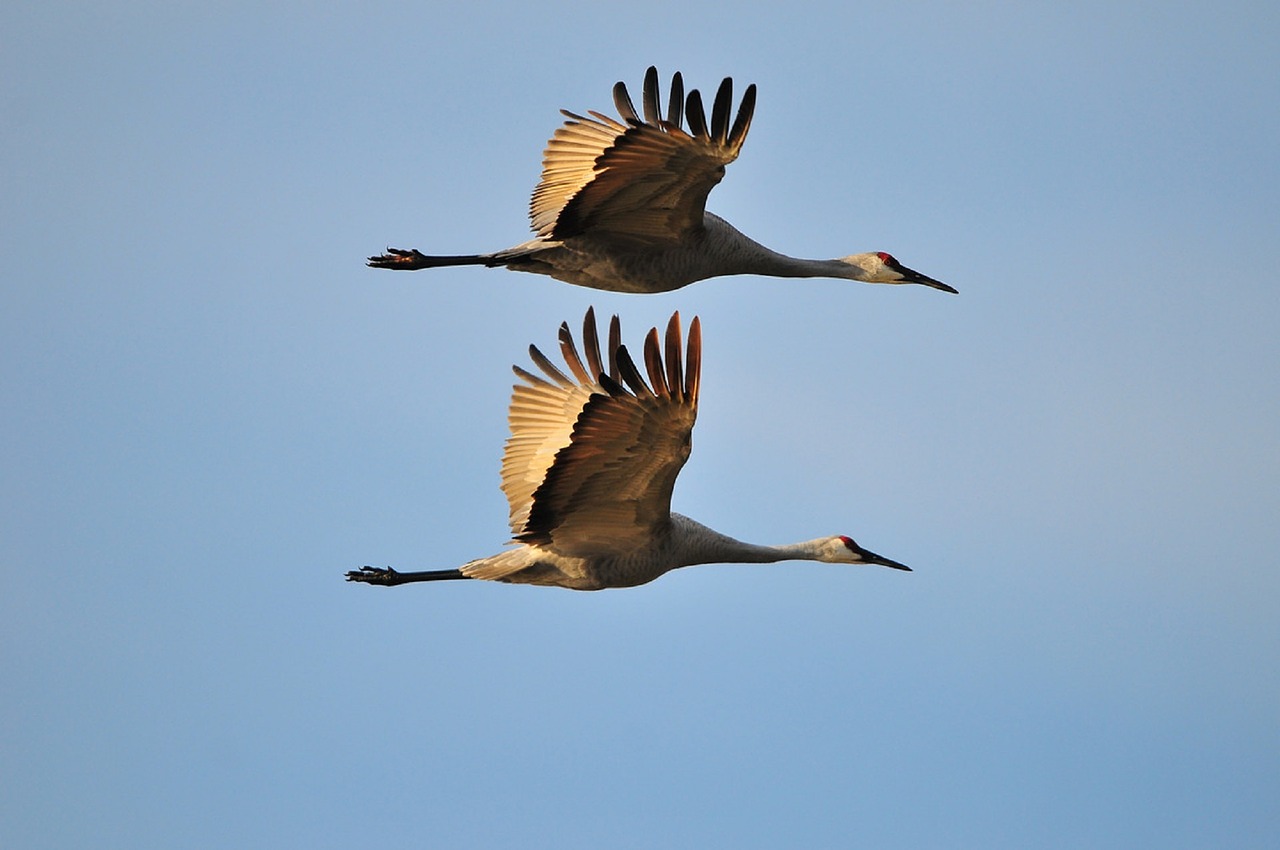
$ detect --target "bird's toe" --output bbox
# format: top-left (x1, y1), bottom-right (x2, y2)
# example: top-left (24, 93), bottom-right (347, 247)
top-left (345, 565), bottom-right (400, 585)
top-left (367, 248), bottom-right (425, 269)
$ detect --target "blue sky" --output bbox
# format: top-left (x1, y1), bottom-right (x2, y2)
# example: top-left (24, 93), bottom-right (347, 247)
top-left (3, 1), bottom-right (1277, 847)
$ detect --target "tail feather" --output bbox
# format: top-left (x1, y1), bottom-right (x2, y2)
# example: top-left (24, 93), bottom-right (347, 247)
top-left (459, 548), bottom-right (533, 583)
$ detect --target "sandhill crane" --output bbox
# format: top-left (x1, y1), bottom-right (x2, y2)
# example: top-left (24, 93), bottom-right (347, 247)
top-left (346, 308), bottom-right (911, 591)
top-left (368, 67), bottom-right (955, 295)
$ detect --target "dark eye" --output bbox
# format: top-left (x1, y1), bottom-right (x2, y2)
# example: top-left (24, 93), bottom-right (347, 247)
top-left (876, 252), bottom-right (896, 264)
top-left (838, 535), bottom-right (857, 550)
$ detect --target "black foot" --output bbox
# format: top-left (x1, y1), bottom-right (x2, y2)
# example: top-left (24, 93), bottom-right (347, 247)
top-left (367, 247), bottom-right (428, 269)
top-left (345, 565), bottom-right (403, 586)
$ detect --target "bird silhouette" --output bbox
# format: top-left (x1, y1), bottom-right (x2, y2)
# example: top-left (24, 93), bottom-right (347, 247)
top-left (369, 67), bottom-right (954, 295)
top-left (347, 308), bottom-right (911, 591)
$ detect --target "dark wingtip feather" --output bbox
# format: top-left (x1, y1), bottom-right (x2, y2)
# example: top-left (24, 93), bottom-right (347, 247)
top-left (513, 363), bottom-right (555, 389)
top-left (667, 71), bottom-right (684, 128)
top-left (664, 312), bottom-right (684, 403)
top-left (598, 371), bottom-right (629, 398)
top-left (710, 77), bottom-right (732, 145)
top-left (642, 66), bottom-right (661, 125)
top-left (613, 80), bottom-right (639, 123)
top-left (528, 343), bottom-right (574, 388)
top-left (686, 316), bottom-right (702, 404)
top-left (728, 83), bottom-right (756, 150)
top-left (685, 89), bottom-right (708, 139)
top-left (582, 306), bottom-right (603, 381)
top-left (643, 327), bottom-right (668, 399)
top-left (608, 314), bottom-right (622, 383)
top-left (616, 343), bottom-right (655, 399)
top-left (558, 320), bottom-right (591, 384)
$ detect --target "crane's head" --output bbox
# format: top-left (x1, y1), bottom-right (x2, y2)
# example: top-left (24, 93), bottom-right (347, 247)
top-left (837, 252), bottom-right (957, 293)
top-left (821, 535), bottom-right (912, 571)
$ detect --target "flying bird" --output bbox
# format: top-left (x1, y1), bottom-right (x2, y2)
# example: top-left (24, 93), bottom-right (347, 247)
top-left (368, 67), bottom-right (955, 295)
top-left (347, 308), bottom-right (912, 591)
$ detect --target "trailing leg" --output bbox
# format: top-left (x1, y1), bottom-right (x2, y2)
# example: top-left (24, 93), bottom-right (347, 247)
top-left (366, 248), bottom-right (497, 271)
top-left (345, 566), bottom-right (471, 586)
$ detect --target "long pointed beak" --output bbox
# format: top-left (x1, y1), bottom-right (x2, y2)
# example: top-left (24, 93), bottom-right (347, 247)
top-left (901, 266), bottom-right (958, 294)
top-left (854, 544), bottom-right (913, 572)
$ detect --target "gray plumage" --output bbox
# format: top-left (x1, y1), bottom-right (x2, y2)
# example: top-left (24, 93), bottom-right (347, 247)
top-left (368, 67), bottom-right (955, 295)
top-left (346, 308), bottom-right (912, 591)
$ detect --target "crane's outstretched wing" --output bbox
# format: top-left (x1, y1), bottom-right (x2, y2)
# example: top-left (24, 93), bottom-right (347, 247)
top-left (500, 307), bottom-right (702, 559)
top-left (529, 66), bottom-right (756, 247)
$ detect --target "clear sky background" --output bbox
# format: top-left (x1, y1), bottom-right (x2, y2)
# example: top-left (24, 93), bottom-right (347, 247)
top-left (4, 1), bottom-right (1277, 847)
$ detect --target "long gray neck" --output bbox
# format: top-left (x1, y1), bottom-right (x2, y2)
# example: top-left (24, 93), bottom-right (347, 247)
top-left (741, 250), bottom-right (852, 279)
top-left (669, 513), bottom-right (822, 567)
top-left (704, 213), bottom-right (852, 279)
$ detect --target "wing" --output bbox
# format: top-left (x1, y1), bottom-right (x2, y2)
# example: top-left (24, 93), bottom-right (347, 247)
top-left (500, 307), bottom-right (703, 558)
top-left (529, 66), bottom-right (757, 247)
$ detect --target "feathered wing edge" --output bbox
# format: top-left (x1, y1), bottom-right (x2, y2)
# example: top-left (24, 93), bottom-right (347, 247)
top-left (501, 307), bottom-right (701, 556)
top-left (610, 66), bottom-right (755, 154)
top-left (529, 67), bottom-right (757, 243)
